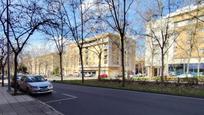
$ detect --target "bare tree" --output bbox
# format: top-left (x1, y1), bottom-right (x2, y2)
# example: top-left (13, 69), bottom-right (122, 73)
top-left (0, 0), bottom-right (11, 91)
top-left (141, 0), bottom-right (182, 82)
top-left (60, 0), bottom-right (93, 83)
top-left (83, 1), bottom-right (110, 80)
top-left (0, 0), bottom-right (51, 94)
top-left (103, 0), bottom-right (134, 86)
top-left (0, 37), bottom-right (7, 87)
top-left (184, 0), bottom-right (204, 23)
top-left (41, 0), bottom-right (69, 81)
top-left (86, 37), bottom-right (105, 80)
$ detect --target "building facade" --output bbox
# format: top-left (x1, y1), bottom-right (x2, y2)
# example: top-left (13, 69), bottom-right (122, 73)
top-left (23, 53), bottom-right (60, 76)
top-left (66, 33), bottom-right (136, 77)
top-left (145, 3), bottom-right (204, 77)
top-left (23, 33), bottom-right (136, 78)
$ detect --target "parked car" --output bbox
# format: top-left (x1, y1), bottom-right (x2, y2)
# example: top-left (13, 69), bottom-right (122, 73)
top-left (11, 74), bottom-right (25, 88)
top-left (176, 74), bottom-right (194, 78)
top-left (100, 74), bottom-right (108, 79)
top-left (19, 75), bottom-right (53, 94)
top-left (84, 73), bottom-right (93, 77)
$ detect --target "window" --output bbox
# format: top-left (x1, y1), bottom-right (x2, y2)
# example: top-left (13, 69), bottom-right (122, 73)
top-left (116, 56), bottom-right (119, 65)
top-left (104, 49), bottom-right (108, 55)
top-left (200, 48), bottom-right (204, 54)
top-left (85, 47), bottom-right (88, 53)
top-left (104, 55), bottom-right (108, 64)
top-left (199, 28), bottom-right (204, 32)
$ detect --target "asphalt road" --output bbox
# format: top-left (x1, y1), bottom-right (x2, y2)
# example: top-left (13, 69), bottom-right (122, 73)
top-left (33, 83), bottom-right (204, 115)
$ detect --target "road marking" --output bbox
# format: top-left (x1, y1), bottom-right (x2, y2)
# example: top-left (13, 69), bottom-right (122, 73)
top-left (62, 93), bottom-right (78, 99)
top-left (45, 98), bottom-right (76, 104)
top-left (45, 93), bottom-right (77, 104)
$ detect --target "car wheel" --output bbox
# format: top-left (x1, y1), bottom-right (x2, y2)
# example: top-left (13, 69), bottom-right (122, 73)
top-left (26, 87), bottom-right (31, 95)
top-left (17, 84), bottom-right (20, 90)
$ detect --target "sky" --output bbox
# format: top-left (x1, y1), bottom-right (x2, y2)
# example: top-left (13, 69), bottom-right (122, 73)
top-left (25, 0), bottom-right (195, 57)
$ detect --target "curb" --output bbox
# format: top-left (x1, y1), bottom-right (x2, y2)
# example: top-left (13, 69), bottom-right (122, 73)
top-left (37, 99), bottom-right (64, 115)
top-left (29, 96), bottom-right (64, 115)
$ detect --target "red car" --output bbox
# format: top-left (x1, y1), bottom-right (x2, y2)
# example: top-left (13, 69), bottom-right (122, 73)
top-left (100, 74), bottom-right (108, 79)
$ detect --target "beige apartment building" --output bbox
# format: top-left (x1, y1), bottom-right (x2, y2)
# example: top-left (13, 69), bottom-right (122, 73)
top-left (23, 53), bottom-right (60, 76)
top-left (145, 3), bottom-right (204, 77)
top-left (23, 33), bottom-right (136, 78)
top-left (65, 33), bottom-right (136, 77)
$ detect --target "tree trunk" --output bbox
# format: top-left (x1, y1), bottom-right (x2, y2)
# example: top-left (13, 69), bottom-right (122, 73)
top-left (98, 53), bottom-right (102, 80)
top-left (186, 45), bottom-right (192, 76)
top-left (183, 60), bottom-right (186, 74)
top-left (197, 63), bottom-right (200, 77)
top-left (186, 61), bottom-right (190, 75)
top-left (141, 63), bottom-right (144, 75)
top-left (59, 52), bottom-right (63, 81)
top-left (13, 53), bottom-right (19, 95)
top-left (121, 35), bottom-right (125, 87)
top-left (151, 52), bottom-right (154, 77)
top-left (197, 58), bottom-right (201, 77)
top-left (79, 48), bottom-right (84, 84)
top-left (1, 62), bottom-right (4, 87)
top-left (161, 49), bottom-right (164, 83)
top-left (38, 64), bottom-right (40, 75)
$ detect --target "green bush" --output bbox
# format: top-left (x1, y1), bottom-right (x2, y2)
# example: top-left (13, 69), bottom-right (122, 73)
top-left (132, 77), bottom-right (148, 81)
top-left (52, 67), bottom-right (59, 76)
top-left (179, 77), bottom-right (198, 85)
top-left (196, 76), bottom-right (204, 82)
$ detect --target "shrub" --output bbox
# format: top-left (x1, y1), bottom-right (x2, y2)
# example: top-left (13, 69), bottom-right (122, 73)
top-left (196, 76), bottom-right (204, 82)
top-left (52, 67), bottom-right (59, 76)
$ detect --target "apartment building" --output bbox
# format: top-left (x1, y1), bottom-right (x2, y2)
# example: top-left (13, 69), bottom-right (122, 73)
top-left (23, 53), bottom-right (60, 76)
top-left (145, 3), bottom-right (204, 77)
top-left (66, 33), bottom-right (136, 77)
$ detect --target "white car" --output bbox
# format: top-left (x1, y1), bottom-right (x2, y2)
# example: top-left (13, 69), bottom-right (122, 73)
top-left (176, 74), bottom-right (194, 78)
top-left (19, 75), bottom-right (53, 94)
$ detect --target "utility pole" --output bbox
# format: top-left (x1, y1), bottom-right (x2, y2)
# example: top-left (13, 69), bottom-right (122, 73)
top-left (6, 0), bottom-right (11, 92)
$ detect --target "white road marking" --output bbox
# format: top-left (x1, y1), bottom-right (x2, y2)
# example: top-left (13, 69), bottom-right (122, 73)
top-left (45, 93), bottom-right (78, 104)
top-left (45, 98), bottom-right (76, 104)
top-left (62, 93), bottom-right (78, 99)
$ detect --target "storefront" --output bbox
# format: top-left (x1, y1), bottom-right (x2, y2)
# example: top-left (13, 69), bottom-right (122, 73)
top-left (168, 63), bottom-right (204, 76)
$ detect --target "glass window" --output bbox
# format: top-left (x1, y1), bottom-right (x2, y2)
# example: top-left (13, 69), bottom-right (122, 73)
top-left (169, 63), bottom-right (204, 76)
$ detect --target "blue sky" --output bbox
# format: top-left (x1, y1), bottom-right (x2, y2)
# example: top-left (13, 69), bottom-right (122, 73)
top-left (26, 0), bottom-right (192, 56)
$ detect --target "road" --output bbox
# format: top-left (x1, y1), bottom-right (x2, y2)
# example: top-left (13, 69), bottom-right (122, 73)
top-left (33, 83), bottom-right (204, 115)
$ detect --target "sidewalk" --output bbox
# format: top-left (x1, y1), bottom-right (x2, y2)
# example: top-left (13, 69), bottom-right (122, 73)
top-left (0, 86), bottom-right (63, 115)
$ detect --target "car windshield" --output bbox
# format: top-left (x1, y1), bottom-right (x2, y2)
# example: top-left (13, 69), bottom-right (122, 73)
top-left (28, 76), bottom-right (46, 82)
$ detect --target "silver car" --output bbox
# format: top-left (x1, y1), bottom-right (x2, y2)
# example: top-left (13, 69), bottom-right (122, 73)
top-left (19, 75), bottom-right (53, 94)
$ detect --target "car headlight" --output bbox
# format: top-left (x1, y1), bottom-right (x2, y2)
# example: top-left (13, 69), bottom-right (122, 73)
top-left (48, 84), bottom-right (53, 89)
